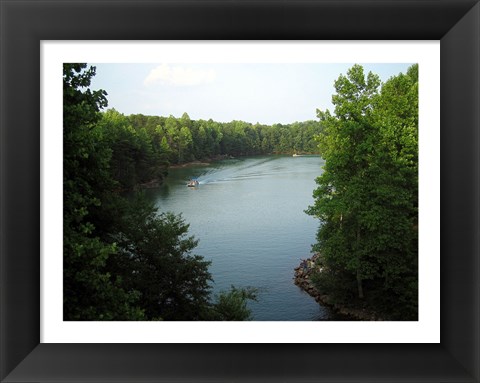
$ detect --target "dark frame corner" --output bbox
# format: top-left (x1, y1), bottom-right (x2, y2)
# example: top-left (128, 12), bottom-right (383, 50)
top-left (1, 1), bottom-right (479, 382)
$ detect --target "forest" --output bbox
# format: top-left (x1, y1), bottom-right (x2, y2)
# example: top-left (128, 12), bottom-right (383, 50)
top-left (64, 63), bottom-right (418, 321)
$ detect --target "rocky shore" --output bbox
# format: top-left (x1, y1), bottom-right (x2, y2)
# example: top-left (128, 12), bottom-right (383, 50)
top-left (294, 254), bottom-right (383, 321)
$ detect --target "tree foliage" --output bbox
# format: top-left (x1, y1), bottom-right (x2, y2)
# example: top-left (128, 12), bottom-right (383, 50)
top-left (64, 64), bottom-right (257, 321)
top-left (98, 109), bottom-right (168, 189)
top-left (107, 195), bottom-right (213, 320)
top-left (63, 64), bottom-right (144, 320)
top-left (123, 113), bottom-right (323, 165)
top-left (306, 64), bottom-right (418, 320)
top-left (209, 286), bottom-right (258, 321)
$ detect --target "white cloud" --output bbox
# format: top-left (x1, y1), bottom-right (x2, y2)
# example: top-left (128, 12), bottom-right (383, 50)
top-left (144, 64), bottom-right (215, 86)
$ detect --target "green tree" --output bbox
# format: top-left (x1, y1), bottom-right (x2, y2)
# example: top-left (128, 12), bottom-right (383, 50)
top-left (178, 126), bottom-right (193, 162)
top-left (369, 65), bottom-right (419, 317)
top-left (99, 109), bottom-right (167, 189)
top-left (108, 195), bottom-right (213, 320)
top-left (210, 286), bottom-right (258, 321)
top-left (309, 64), bottom-right (381, 300)
top-left (307, 64), bottom-right (418, 319)
top-left (63, 64), bottom-right (144, 320)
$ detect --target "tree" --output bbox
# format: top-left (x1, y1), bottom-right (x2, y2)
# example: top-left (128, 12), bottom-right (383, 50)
top-left (63, 64), bottom-right (144, 320)
top-left (369, 65), bottom-right (419, 316)
top-left (308, 64), bottom-right (381, 300)
top-left (98, 109), bottom-right (167, 189)
top-left (210, 286), bottom-right (258, 321)
top-left (178, 126), bottom-right (194, 162)
top-left (307, 64), bottom-right (418, 319)
top-left (107, 195), bottom-right (213, 320)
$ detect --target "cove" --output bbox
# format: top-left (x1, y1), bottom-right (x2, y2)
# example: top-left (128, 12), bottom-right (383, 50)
top-left (145, 155), bottom-right (335, 320)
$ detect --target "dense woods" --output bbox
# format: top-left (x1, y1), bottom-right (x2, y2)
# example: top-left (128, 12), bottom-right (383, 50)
top-left (64, 63), bottom-right (418, 321)
top-left (306, 64), bottom-right (418, 320)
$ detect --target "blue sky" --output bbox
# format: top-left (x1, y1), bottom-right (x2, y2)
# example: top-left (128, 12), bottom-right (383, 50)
top-left (90, 63), bottom-right (413, 125)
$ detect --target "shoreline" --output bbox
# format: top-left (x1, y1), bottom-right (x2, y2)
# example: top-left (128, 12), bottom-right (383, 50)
top-left (137, 155), bottom-right (234, 189)
top-left (169, 154), bottom-right (235, 169)
top-left (169, 152), bottom-right (321, 169)
top-left (294, 254), bottom-right (384, 321)
top-left (169, 160), bottom-right (211, 169)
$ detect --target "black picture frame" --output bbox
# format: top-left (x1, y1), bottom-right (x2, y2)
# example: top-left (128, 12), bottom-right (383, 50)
top-left (1, 0), bottom-right (479, 382)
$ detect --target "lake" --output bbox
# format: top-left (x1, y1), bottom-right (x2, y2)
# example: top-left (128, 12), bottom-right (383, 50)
top-left (145, 155), bottom-right (335, 320)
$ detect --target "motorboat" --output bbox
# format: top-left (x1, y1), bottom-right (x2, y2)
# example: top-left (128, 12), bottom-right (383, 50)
top-left (187, 179), bottom-right (199, 187)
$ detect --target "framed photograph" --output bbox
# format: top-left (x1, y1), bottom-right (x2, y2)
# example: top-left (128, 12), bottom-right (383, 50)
top-left (1, 0), bottom-right (479, 382)
top-left (41, 42), bottom-right (438, 343)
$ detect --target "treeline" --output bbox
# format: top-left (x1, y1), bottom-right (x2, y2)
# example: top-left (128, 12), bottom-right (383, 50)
top-left (306, 64), bottom-right (418, 320)
top-left (98, 109), bottom-right (322, 189)
top-left (63, 64), bottom-right (256, 321)
top-left (127, 113), bottom-right (322, 160)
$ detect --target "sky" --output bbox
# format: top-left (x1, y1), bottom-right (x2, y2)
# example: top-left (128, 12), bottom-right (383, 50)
top-left (90, 63), bottom-right (413, 125)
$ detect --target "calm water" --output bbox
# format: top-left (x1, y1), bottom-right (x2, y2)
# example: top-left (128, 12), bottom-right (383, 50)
top-left (145, 155), bottom-right (335, 320)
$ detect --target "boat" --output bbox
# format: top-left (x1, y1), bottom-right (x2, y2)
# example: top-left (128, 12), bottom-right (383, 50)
top-left (292, 153), bottom-right (299, 157)
top-left (187, 179), bottom-right (199, 187)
